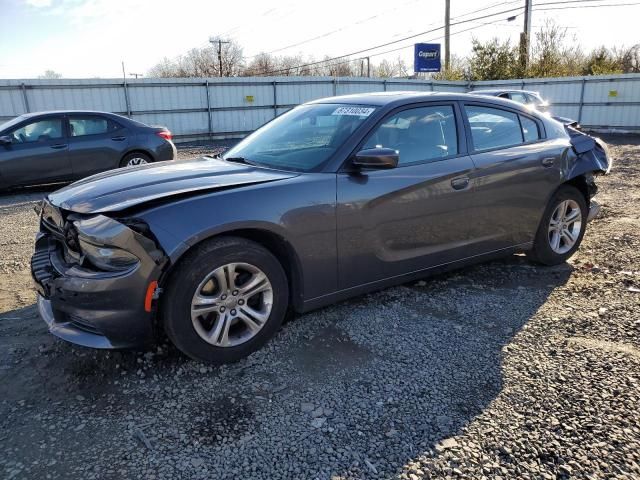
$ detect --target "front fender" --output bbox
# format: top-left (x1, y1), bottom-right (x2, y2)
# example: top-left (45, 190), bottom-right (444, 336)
top-left (132, 174), bottom-right (339, 302)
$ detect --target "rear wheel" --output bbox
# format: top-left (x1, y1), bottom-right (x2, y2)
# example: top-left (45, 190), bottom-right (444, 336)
top-left (120, 152), bottom-right (152, 168)
top-left (528, 185), bottom-right (587, 265)
top-left (161, 237), bottom-right (289, 364)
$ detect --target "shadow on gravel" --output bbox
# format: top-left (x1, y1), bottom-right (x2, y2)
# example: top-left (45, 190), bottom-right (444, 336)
top-left (0, 255), bottom-right (574, 479)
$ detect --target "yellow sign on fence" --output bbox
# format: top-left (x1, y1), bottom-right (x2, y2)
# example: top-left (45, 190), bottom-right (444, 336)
top-left (608, 90), bottom-right (618, 97)
top-left (245, 95), bottom-right (255, 103)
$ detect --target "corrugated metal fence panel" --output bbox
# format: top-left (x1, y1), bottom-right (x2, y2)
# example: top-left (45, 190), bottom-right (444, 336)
top-left (210, 82), bottom-right (274, 108)
top-left (26, 79), bottom-right (126, 113)
top-left (133, 111), bottom-right (209, 135)
top-left (211, 108), bottom-right (274, 133)
top-left (276, 81), bottom-right (334, 105)
top-left (581, 105), bottom-right (640, 128)
top-left (0, 88), bottom-right (25, 118)
top-left (129, 83), bottom-right (206, 111)
top-left (335, 81), bottom-right (385, 96)
top-left (432, 82), bottom-right (468, 93)
top-left (1, 74), bottom-right (639, 136)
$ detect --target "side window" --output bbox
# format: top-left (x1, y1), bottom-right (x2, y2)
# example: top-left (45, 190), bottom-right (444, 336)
top-left (509, 92), bottom-right (528, 105)
top-left (363, 105), bottom-right (458, 165)
top-left (69, 117), bottom-right (118, 137)
top-left (520, 115), bottom-right (540, 142)
top-left (465, 105), bottom-right (523, 151)
top-left (9, 118), bottom-right (63, 144)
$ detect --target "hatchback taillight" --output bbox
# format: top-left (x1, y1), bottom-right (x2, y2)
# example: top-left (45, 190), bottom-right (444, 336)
top-left (156, 130), bottom-right (172, 141)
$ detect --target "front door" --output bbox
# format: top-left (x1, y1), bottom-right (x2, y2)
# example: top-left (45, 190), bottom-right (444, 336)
top-left (336, 103), bottom-right (479, 290)
top-left (0, 115), bottom-right (71, 187)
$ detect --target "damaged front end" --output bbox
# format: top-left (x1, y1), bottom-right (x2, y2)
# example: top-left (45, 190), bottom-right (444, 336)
top-left (31, 200), bottom-right (168, 349)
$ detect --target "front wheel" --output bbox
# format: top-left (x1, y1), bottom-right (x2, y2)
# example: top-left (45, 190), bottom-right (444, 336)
top-left (161, 237), bottom-right (289, 364)
top-left (528, 185), bottom-right (588, 265)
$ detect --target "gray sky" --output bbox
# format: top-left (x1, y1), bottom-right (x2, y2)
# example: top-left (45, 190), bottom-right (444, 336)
top-left (1, 0), bottom-right (639, 78)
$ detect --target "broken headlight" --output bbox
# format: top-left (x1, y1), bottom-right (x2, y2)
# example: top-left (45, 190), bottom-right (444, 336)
top-left (77, 236), bottom-right (139, 272)
top-left (72, 215), bottom-right (141, 272)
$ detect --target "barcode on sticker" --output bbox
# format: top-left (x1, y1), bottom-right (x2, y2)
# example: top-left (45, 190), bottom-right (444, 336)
top-left (332, 106), bottom-right (375, 117)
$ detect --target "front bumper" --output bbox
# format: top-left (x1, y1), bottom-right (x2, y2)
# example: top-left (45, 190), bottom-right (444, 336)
top-left (31, 220), bottom-right (163, 349)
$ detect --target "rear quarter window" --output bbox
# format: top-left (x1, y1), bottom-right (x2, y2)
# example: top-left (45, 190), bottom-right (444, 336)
top-left (465, 105), bottom-right (523, 151)
top-left (520, 115), bottom-right (541, 142)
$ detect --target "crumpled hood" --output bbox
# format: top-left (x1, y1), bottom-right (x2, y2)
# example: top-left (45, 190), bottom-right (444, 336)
top-left (48, 157), bottom-right (298, 214)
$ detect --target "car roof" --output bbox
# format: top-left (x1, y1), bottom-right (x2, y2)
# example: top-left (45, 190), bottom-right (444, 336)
top-left (306, 91), bottom-right (534, 111)
top-left (17, 110), bottom-right (124, 118)
top-left (470, 89), bottom-right (540, 96)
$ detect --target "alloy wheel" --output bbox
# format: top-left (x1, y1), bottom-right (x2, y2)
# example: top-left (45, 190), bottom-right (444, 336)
top-left (126, 157), bottom-right (148, 166)
top-left (548, 199), bottom-right (582, 254)
top-left (190, 262), bottom-right (273, 347)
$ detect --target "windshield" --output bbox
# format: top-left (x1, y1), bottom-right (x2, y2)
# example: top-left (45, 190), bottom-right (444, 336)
top-left (223, 103), bottom-right (377, 172)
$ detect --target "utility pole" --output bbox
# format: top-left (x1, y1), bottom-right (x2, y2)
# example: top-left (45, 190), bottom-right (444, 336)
top-left (366, 56), bottom-right (371, 77)
top-left (209, 37), bottom-right (230, 77)
top-left (519, 0), bottom-right (533, 71)
top-left (444, 0), bottom-right (450, 71)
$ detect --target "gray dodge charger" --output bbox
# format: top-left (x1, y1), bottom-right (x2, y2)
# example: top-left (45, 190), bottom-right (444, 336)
top-left (31, 92), bottom-right (611, 363)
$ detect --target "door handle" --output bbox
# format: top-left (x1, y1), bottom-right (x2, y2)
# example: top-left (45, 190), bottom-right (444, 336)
top-left (541, 157), bottom-right (555, 167)
top-left (111, 136), bottom-right (126, 141)
top-left (50, 144), bottom-right (67, 149)
top-left (451, 176), bottom-right (470, 190)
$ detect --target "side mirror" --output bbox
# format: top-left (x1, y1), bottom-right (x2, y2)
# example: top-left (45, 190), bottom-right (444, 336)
top-left (0, 135), bottom-right (12, 145)
top-left (352, 147), bottom-right (399, 169)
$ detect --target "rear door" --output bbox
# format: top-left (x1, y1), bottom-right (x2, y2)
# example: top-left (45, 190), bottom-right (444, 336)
top-left (462, 103), bottom-right (562, 249)
top-left (0, 115), bottom-right (71, 187)
top-left (336, 103), bottom-right (480, 289)
top-left (67, 114), bottom-right (129, 179)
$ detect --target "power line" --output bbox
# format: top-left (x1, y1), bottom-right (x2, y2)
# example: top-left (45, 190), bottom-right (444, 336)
top-left (258, 4), bottom-right (528, 75)
top-left (247, 0), bottom-right (523, 61)
top-left (258, 0), bottom-right (639, 76)
top-left (245, 0), bottom-right (422, 59)
top-left (276, 18), bottom-right (508, 76)
top-left (534, 1), bottom-right (640, 9)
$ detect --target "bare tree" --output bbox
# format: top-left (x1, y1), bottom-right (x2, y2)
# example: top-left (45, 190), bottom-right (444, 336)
top-left (38, 70), bottom-right (63, 79)
top-left (147, 39), bottom-right (244, 77)
top-left (614, 44), bottom-right (640, 73)
top-left (375, 59), bottom-right (395, 78)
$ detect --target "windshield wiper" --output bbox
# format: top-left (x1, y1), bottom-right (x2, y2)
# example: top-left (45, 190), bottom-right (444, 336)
top-left (224, 156), bottom-right (256, 166)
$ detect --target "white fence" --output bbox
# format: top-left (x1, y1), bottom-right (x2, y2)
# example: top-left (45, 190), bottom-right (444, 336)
top-left (1, 74), bottom-right (639, 140)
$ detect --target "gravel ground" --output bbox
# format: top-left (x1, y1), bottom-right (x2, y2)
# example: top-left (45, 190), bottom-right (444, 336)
top-left (1, 136), bottom-right (639, 480)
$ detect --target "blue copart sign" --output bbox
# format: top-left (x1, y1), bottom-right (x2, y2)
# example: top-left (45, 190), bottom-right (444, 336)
top-left (414, 43), bottom-right (441, 72)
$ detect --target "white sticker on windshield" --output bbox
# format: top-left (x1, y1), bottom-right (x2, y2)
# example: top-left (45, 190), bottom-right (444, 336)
top-left (331, 106), bottom-right (375, 117)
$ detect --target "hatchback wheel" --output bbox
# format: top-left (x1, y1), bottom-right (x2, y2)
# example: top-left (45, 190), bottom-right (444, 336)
top-left (528, 185), bottom-right (587, 265)
top-left (121, 152), bottom-right (152, 168)
top-left (161, 237), bottom-right (288, 364)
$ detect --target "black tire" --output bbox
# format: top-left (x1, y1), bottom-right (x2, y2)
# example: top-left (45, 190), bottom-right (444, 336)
top-left (528, 185), bottom-right (588, 266)
top-left (120, 152), bottom-right (152, 168)
top-left (161, 236), bottom-right (289, 364)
